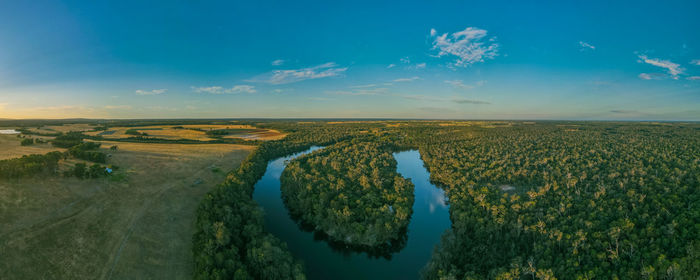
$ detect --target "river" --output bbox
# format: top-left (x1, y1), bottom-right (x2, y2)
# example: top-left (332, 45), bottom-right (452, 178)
top-left (252, 147), bottom-right (451, 279)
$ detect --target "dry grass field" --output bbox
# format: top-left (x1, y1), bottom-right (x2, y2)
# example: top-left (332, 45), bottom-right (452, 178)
top-left (26, 123), bottom-right (96, 134)
top-left (0, 134), bottom-right (64, 160)
top-left (84, 124), bottom-right (286, 141)
top-left (0, 141), bottom-right (254, 279)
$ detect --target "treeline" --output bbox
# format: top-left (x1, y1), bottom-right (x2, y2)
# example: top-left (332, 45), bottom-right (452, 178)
top-left (51, 132), bottom-right (85, 148)
top-left (280, 140), bottom-right (414, 248)
top-left (68, 142), bottom-right (107, 163)
top-left (0, 151), bottom-right (64, 179)
top-left (412, 123), bottom-right (700, 279)
top-left (192, 125), bottom-right (362, 279)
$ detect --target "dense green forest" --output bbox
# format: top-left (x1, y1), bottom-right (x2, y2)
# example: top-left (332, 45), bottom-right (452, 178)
top-left (281, 140), bottom-right (414, 248)
top-left (0, 151), bottom-right (64, 179)
top-left (190, 121), bottom-right (698, 279)
top-left (409, 124), bottom-right (700, 279)
top-left (191, 123), bottom-right (369, 279)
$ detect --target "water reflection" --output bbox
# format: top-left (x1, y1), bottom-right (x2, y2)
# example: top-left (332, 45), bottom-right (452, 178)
top-left (252, 148), bottom-right (451, 279)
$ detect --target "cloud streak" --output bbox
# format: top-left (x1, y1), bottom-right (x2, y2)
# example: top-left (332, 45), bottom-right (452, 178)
top-left (135, 89), bottom-right (167, 95)
top-left (392, 76), bottom-right (420, 83)
top-left (579, 41), bottom-right (595, 51)
top-left (637, 54), bottom-right (684, 79)
top-left (250, 62), bottom-right (347, 84)
top-left (271, 59), bottom-right (285, 66)
top-left (430, 27), bottom-right (499, 67)
top-left (192, 85), bottom-right (256, 94)
top-left (445, 80), bottom-right (486, 89)
top-left (452, 98), bottom-right (490, 104)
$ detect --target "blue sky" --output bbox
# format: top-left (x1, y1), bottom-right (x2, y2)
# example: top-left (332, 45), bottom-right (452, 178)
top-left (0, 0), bottom-right (699, 120)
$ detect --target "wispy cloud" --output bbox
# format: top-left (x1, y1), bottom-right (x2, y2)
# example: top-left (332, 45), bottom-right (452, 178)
top-left (249, 62), bottom-right (347, 84)
top-left (135, 89), bottom-right (167, 95)
top-left (327, 88), bottom-right (388, 96)
top-left (192, 85), bottom-right (256, 94)
top-left (687, 76), bottom-right (700, 80)
top-left (579, 41), bottom-right (595, 51)
top-left (400, 57), bottom-right (411, 64)
top-left (410, 63), bottom-right (426, 70)
top-left (386, 64), bottom-right (396, 69)
top-left (452, 98), bottom-right (490, 104)
top-left (638, 73), bottom-right (664, 80)
top-left (637, 54), bottom-right (684, 79)
top-left (690, 59), bottom-right (700, 66)
top-left (430, 27), bottom-right (499, 67)
top-left (350, 84), bottom-right (378, 88)
top-left (392, 76), bottom-right (420, 83)
top-left (444, 80), bottom-right (486, 89)
top-left (271, 59), bottom-right (285, 66)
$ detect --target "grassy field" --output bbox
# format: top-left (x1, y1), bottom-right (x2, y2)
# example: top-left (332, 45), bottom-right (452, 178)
top-left (26, 123), bottom-right (96, 134)
top-left (0, 134), bottom-right (63, 160)
top-left (0, 141), bottom-right (253, 279)
top-left (84, 124), bottom-right (286, 141)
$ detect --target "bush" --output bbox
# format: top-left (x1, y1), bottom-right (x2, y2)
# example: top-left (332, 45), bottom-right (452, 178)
top-left (20, 138), bottom-right (34, 146)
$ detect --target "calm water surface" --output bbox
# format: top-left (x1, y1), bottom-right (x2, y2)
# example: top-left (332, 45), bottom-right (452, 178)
top-left (252, 148), bottom-right (450, 279)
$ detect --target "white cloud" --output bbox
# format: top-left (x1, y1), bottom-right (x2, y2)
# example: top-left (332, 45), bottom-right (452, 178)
top-left (250, 62), bottom-right (347, 84)
top-left (392, 76), bottom-right (420, 83)
top-left (430, 27), bottom-right (499, 67)
top-left (271, 59), bottom-right (285, 66)
top-left (387, 64), bottom-right (396, 69)
top-left (445, 80), bottom-right (486, 89)
top-left (638, 73), bottom-right (653, 80)
top-left (637, 54), bottom-right (684, 79)
top-left (691, 59), bottom-right (700, 66)
top-left (192, 85), bottom-right (256, 94)
top-left (400, 57), bottom-right (411, 64)
top-left (412, 63), bottom-right (426, 70)
top-left (579, 41), bottom-right (595, 51)
top-left (135, 89), bottom-right (167, 95)
top-left (687, 76), bottom-right (700, 80)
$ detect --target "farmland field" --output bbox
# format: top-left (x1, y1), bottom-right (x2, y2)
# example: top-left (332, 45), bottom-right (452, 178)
top-left (0, 140), bottom-right (253, 279)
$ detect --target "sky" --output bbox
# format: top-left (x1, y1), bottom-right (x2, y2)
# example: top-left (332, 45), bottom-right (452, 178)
top-left (0, 0), bottom-right (699, 120)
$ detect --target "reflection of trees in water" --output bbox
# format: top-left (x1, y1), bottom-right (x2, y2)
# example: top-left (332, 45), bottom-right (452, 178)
top-left (289, 211), bottom-right (409, 260)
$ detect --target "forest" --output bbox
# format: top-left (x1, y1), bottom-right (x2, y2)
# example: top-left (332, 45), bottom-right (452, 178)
top-left (193, 121), bottom-right (698, 279)
top-left (1, 119), bottom-right (697, 279)
top-left (281, 140), bottom-right (414, 248)
top-left (406, 123), bottom-right (699, 279)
